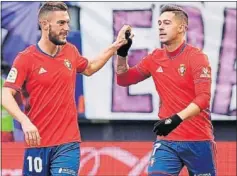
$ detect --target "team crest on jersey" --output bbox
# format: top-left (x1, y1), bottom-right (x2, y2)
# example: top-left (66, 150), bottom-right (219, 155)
top-left (200, 67), bottom-right (211, 78)
top-left (178, 64), bottom-right (186, 76)
top-left (64, 59), bottom-right (72, 70)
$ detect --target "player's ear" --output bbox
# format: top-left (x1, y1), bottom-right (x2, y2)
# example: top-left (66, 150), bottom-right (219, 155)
top-left (39, 20), bottom-right (49, 31)
top-left (178, 24), bottom-right (185, 33)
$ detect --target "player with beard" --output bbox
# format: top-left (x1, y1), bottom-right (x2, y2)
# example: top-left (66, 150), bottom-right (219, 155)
top-left (2, 2), bottom-right (130, 176)
top-left (116, 4), bottom-right (216, 176)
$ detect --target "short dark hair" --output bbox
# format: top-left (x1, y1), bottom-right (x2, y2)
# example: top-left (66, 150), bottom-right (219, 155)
top-left (160, 4), bottom-right (188, 26)
top-left (38, 2), bottom-right (68, 19)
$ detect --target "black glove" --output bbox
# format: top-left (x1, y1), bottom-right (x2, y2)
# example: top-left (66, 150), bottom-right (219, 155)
top-left (117, 30), bottom-right (132, 57)
top-left (153, 114), bottom-right (183, 136)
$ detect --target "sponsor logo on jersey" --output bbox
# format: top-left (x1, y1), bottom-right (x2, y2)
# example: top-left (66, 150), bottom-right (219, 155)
top-left (178, 64), bottom-right (186, 76)
top-left (64, 59), bottom-right (72, 70)
top-left (200, 67), bottom-right (211, 78)
top-left (6, 67), bottom-right (17, 83)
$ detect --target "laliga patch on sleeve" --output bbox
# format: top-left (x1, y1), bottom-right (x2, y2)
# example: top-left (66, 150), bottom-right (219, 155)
top-left (6, 67), bottom-right (18, 83)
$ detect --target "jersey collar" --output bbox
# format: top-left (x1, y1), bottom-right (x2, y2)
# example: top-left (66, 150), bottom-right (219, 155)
top-left (165, 41), bottom-right (186, 59)
top-left (36, 43), bottom-right (61, 58)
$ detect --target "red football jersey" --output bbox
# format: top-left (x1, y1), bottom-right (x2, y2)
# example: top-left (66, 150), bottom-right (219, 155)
top-left (4, 42), bottom-right (88, 147)
top-left (137, 43), bottom-right (214, 141)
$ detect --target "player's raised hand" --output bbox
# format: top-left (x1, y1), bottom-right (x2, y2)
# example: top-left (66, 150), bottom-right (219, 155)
top-left (21, 119), bottom-right (41, 146)
top-left (114, 25), bottom-right (134, 57)
top-left (116, 25), bottom-right (133, 42)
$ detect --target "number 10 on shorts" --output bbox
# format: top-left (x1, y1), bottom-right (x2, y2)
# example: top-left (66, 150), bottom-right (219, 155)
top-left (27, 156), bottom-right (43, 173)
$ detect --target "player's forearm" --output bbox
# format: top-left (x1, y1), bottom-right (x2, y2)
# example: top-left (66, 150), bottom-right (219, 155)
top-left (116, 56), bottom-right (129, 74)
top-left (2, 87), bottom-right (30, 124)
top-left (84, 43), bottom-right (119, 76)
top-left (178, 78), bottom-right (211, 120)
top-left (177, 103), bottom-right (201, 120)
top-left (178, 91), bottom-right (210, 120)
top-left (116, 67), bottom-right (147, 86)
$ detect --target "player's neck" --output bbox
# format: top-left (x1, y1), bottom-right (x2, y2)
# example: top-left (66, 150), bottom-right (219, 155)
top-left (165, 38), bottom-right (185, 52)
top-left (38, 39), bottom-right (60, 57)
top-left (164, 38), bottom-right (186, 59)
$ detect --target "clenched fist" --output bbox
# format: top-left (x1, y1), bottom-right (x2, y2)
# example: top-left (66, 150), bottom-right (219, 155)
top-left (113, 25), bottom-right (134, 56)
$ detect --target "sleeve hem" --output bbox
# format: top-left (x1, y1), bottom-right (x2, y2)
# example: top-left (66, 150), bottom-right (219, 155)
top-left (192, 101), bottom-right (202, 110)
top-left (77, 59), bottom-right (89, 73)
top-left (192, 99), bottom-right (208, 111)
top-left (3, 83), bottom-right (22, 92)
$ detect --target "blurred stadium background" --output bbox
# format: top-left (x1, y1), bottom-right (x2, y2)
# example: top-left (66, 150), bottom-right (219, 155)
top-left (1, 2), bottom-right (236, 176)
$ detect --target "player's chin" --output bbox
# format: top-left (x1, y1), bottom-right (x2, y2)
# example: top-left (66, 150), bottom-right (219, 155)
top-left (159, 38), bottom-right (168, 44)
top-left (58, 39), bottom-right (67, 45)
top-left (160, 38), bottom-right (172, 45)
top-left (59, 36), bottom-right (67, 43)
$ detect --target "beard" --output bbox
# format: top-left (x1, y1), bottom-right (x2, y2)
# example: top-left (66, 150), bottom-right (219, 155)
top-left (48, 25), bottom-right (67, 45)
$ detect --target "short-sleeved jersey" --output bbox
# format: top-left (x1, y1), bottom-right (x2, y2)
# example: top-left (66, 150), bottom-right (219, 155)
top-left (137, 43), bottom-right (214, 141)
top-left (4, 42), bottom-right (88, 147)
